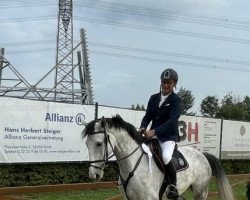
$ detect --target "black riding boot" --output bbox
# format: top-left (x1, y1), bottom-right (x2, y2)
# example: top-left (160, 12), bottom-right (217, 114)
top-left (164, 160), bottom-right (179, 199)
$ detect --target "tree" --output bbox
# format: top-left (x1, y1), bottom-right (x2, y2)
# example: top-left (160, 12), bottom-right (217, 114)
top-left (216, 93), bottom-right (247, 121)
top-left (216, 104), bottom-right (246, 120)
top-left (200, 96), bottom-right (219, 117)
top-left (242, 96), bottom-right (250, 121)
top-left (221, 92), bottom-right (234, 106)
top-left (177, 87), bottom-right (195, 115)
top-left (131, 104), bottom-right (145, 111)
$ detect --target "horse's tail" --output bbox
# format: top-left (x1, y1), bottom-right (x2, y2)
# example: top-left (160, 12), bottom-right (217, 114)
top-left (203, 152), bottom-right (234, 200)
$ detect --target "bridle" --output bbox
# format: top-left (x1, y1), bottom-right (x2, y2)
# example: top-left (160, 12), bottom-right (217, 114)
top-left (88, 120), bottom-right (142, 170)
top-left (87, 118), bottom-right (146, 200)
top-left (88, 125), bottom-right (114, 172)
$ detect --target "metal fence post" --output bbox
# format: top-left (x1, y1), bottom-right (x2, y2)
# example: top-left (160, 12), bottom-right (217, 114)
top-left (95, 102), bottom-right (98, 120)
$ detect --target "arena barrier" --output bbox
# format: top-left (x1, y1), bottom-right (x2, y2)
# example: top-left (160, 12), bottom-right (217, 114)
top-left (0, 97), bottom-right (249, 163)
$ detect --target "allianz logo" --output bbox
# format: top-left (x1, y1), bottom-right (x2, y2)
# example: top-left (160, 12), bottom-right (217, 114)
top-left (45, 113), bottom-right (86, 125)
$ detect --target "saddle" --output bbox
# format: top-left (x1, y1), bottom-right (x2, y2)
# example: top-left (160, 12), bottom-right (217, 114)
top-left (144, 139), bottom-right (189, 200)
top-left (144, 138), bottom-right (189, 173)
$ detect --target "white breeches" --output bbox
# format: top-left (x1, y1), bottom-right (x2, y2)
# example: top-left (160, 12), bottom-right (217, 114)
top-left (159, 140), bottom-right (176, 165)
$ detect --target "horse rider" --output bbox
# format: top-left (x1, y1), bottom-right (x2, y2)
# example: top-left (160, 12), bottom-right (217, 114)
top-left (139, 68), bottom-right (181, 199)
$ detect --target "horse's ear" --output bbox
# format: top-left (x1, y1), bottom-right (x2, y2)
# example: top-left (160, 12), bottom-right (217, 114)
top-left (81, 121), bottom-right (89, 140)
top-left (81, 127), bottom-right (88, 140)
top-left (82, 120), bottom-right (88, 126)
top-left (100, 116), bottom-right (106, 128)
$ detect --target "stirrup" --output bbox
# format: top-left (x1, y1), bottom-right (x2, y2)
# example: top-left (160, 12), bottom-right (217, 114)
top-left (167, 184), bottom-right (179, 199)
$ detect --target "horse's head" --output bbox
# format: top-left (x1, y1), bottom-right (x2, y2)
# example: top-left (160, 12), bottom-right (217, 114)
top-left (83, 117), bottom-right (116, 181)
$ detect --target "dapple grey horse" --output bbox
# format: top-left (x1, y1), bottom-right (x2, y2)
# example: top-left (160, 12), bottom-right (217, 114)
top-left (83, 115), bottom-right (234, 200)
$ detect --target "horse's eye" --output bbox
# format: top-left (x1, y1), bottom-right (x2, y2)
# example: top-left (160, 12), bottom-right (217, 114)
top-left (96, 142), bottom-right (102, 147)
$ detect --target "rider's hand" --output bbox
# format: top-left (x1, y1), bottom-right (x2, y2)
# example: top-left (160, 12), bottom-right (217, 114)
top-left (144, 130), bottom-right (155, 138)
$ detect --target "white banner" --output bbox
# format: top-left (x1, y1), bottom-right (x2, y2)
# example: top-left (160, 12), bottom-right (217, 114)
top-left (0, 98), bottom-right (94, 163)
top-left (178, 116), bottom-right (221, 158)
top-left (98, 106), bottom-right (145, 130)
top-left (98, 108), bottom-right (221, 158)
top-left (221, 120), bottom-right (250, 159)
top-left (1, 97), bottom-right (248, 162)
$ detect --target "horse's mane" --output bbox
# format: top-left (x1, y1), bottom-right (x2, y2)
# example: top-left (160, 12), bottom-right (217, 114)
top-left (83, 115), bottom-right (144, 144)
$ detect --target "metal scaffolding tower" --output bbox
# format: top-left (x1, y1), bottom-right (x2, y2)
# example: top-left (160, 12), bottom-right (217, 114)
top-left (0, 0), bottom-right (94, 104)
top-left (54, 0), bottom-right (74, 102)
top-left (31, 28), bottom-right (94, 104)
top-left (80, 28), bottom-right (94, 104)
top-left (0, 48), bottom-right (43, 100)
top-left (46, 0), bottom-right (93, 104)
top-left (0, 48), bottom-right (4, 86)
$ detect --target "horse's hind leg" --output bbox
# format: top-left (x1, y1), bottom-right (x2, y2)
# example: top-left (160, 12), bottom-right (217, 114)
top-left (191, 185), bottom-right (209, 200)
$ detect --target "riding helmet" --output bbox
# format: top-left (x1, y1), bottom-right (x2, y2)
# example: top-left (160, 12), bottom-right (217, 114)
top-left (160, 68), bottom-right (178, 83)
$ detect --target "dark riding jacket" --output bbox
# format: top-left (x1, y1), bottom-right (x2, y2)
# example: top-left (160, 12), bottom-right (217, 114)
top-left (140, 92), bottom-right (181, 142)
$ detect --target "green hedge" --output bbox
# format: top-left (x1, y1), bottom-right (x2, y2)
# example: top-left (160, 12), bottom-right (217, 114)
top-left (0, 162), bottom-right (118, 187)
top-left (221, 160), bottom-right (250, 174)
top-left (0, 160), bottom-right (249, 187)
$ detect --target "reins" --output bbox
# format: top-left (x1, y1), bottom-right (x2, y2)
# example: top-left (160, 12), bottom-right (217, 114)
top-left (88, 119), bottom-right (146, 200)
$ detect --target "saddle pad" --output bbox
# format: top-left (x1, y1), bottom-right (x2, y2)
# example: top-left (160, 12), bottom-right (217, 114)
top-left (172, 149), bottom-right (189, 172)
top-left (145, 139), bottom-right (189, 172)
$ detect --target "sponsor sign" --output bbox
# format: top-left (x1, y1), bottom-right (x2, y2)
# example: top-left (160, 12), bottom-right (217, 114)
top-left (98, 106), bottom-right (145, 129)
top-left (221, 120), bottom-right (250, 159)
top-left (1, 98), bottom-right (249, 162)
top-left (178, 116), bottom-right (221, 158)
top-left (0, 98), bottom-right (94, 163)
top-left (99, 107), bottom-right (221, 158)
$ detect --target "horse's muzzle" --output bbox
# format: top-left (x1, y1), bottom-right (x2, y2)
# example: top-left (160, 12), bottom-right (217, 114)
top-left (89, 167), bottom-right (104, 181)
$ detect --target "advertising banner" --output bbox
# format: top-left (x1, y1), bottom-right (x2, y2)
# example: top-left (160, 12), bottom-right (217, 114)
top-left (0, 98), bottom-right (94, 163)
top-left (98, 106), bottom-right (145, 129)
top-left (221, 120), bottom-right (250, 159)
top-left (178, 116), bottom-right (221, 158)
top-left (98, 108), bottom-right (222, 158)
top-left (1, 98), bottom-right (248, 163)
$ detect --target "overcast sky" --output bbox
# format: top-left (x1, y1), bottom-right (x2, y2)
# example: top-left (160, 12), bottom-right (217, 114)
top-left (1, 0), bottom-right (250, 114)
